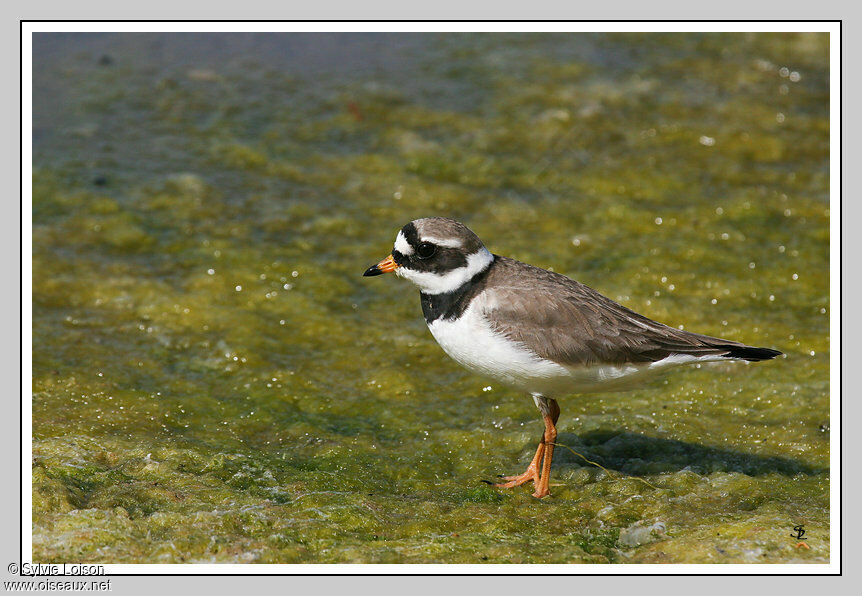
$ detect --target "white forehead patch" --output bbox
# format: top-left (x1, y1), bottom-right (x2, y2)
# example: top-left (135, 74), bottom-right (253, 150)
top-left (420, 236), bottom-right (464, 249)
top-left (394, 231), bottom-right (414, 256)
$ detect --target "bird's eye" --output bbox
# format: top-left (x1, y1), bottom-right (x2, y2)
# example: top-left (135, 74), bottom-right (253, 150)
top-left (416, 242), bottom-right (437, 259)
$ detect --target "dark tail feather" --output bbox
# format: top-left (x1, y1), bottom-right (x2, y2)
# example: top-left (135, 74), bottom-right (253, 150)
top-left (719, 344), bottom-right (783, 362)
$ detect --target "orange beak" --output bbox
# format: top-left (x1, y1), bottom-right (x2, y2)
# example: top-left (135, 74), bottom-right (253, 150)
top-left (363, 254), bottom-right (399, 276)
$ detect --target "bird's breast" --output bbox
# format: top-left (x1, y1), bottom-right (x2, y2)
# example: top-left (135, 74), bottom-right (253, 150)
top-left (425, 300), bottom-right (569, 393)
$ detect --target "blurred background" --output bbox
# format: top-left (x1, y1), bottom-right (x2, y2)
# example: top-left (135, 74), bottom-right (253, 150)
top-left (32, 32), bottom-right (829, 564)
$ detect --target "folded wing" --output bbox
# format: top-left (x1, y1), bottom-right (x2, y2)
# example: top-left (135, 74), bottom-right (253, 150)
top-left (481, 257), bottom-right (781, 366)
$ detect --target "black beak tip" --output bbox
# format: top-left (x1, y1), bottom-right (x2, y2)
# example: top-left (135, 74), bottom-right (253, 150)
top-left (363, 265), bottom-right (382, 277)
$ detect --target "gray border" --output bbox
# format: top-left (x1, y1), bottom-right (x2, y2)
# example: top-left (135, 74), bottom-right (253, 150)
top-left (0, 0), bottom-right (854, 20)
top-left (9, 3), bottom-right (847, 592)
top-left (3, 2), bottom-right (21, 587)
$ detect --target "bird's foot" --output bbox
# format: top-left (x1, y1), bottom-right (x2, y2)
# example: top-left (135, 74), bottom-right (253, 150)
top-left (531, 485), bottom-right (551, 499)
top-left (491, 464), bottom-right (541, 489)
top-left (530, 466), bottom-right (554, 498)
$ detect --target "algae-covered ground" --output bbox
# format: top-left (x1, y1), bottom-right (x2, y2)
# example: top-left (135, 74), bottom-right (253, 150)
top-left (31, 32), bottom-right (830, 564)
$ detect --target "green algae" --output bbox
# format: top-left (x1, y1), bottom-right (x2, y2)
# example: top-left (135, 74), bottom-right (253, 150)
top-left (32, 32), bottom-right (829, 564)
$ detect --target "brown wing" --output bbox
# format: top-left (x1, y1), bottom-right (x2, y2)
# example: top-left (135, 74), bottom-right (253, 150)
top-left (480, 257), bottom-right (778, 366)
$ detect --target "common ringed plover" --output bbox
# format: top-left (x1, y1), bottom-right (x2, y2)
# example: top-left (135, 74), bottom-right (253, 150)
top-left (363, 217), bottom-right (781, 498)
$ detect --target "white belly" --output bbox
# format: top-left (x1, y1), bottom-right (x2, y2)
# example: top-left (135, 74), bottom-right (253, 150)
top-left (427, 305), bottom-right (569, 395)
top-left (426, 303), bottom-right (728, 397)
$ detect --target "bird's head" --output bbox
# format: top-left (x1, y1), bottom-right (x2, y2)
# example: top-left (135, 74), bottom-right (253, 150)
top-left (363, 217), bottom-right (494, 295)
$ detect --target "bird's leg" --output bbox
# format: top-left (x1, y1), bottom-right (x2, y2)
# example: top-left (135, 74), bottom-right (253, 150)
top-left (492, 395), bottom-right (560, 494)
top-left (532, 396), bottom-right (560, 499)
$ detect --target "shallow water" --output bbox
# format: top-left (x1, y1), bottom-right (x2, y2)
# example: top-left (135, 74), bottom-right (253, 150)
top-left (32, 32), bottom-right (830, 564)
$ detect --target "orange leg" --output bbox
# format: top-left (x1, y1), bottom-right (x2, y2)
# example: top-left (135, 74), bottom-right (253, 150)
top-left (493, 396), bottom-right (560, 498)
top-left (532, 408), bottom-right (558, 498)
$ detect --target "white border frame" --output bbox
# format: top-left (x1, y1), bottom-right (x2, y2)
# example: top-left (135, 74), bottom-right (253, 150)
top-left (22, 20), bottom-right (841, 575)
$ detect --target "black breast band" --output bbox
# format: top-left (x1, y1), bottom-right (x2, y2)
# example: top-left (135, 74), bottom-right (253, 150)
top-left (420, 257), bottom-right (496, 323)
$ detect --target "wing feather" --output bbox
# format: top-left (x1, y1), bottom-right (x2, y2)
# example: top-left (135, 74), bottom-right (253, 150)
top-left (480, 257), bottom-right (757, 366)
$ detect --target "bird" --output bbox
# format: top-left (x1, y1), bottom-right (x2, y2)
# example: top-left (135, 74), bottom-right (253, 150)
top-left (363, 217), bottom-right (782, 498)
